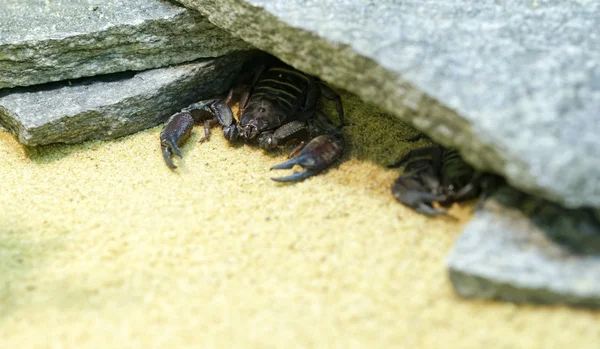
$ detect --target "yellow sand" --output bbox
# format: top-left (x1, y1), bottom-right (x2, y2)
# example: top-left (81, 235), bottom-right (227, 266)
top-left (0, 94), bottom-right (598, 348)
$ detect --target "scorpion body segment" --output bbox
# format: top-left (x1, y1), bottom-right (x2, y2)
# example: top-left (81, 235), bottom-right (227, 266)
top-left (159, 54), bottom-right (345, 182)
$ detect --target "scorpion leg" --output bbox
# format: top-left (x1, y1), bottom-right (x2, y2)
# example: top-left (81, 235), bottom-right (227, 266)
top-left (182, 100), bottom-right (235, 129)
top-left (160, 99), bottom-right (235, 169)
top-left (258, 120), bottom-right (308, 150)
top-left (227, 62), bottom-right (266, 118)
top-left (318, 82), bottom-right (345, 126)
top-left (270, 134), bottom-right (344, 182)
top-left (198, 118), bottom-right (219, 143)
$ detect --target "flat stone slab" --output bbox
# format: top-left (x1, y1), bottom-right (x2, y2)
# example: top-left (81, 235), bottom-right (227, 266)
top-left (175, 0), bottom-right (600, 209)
top-left (447, 187), bottom-right (600, 308)
top-left (0, 0), bottom-right (251, 89)
top-left (0, 53), bottom-right (248, 146)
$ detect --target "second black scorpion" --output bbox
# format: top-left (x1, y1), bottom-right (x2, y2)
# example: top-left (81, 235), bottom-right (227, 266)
top-left (389, 136), bottom-right (502, 216)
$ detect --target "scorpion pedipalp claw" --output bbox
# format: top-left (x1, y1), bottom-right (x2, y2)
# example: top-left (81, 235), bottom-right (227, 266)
top-left (161, 139), bottom-right (182, 169)
top-left (270, 153), bottom-right (319, 182)
top-left (159, 112), bottom-right (195, 170)
top-left (270, 134), bottom-right (344, 182)
top-left (270, 169), bottom-right (320, 182)
top-left (270, 157), bottom-right (300, 170)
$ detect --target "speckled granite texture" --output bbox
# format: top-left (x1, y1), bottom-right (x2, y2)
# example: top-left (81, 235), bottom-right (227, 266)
top-left (448, 187), bottom-right (600, 308)
top-left (0, 0), bottom-right (251, 88)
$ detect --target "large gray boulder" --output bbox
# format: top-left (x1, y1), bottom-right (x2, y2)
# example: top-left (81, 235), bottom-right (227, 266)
top-left (0, 53), bottom-right (248, 146)
top-left (447, 187), bottom-right (600, 308)
top-left (174, 0), bottom-right (600, 209)
top-left (0, 0), bottom-right (251, 89)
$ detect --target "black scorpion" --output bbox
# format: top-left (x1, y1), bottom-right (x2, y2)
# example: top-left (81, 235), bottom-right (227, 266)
top-left (160, 54), bottom-right (345, 182)
top-left (389, 136), bottom-right (500, 216)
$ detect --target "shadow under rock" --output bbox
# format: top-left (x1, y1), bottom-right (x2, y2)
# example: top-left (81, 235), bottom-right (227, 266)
top-left (494, 186), bottom-right (600, 256)
top-left (23, 135), bottom-right (127, 165)
top-left (0, 71), bottom-right (138, 99)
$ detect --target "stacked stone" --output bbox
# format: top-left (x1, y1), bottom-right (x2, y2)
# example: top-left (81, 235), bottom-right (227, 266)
top-left (0, 0), bottom-right (252, 145)
top-left (167, 0), bottom-right (600, 307)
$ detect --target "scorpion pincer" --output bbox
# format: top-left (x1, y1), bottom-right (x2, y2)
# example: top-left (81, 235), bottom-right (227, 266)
top-left (159, 54), bottom-right (345, 182)
top-left (388, 138), bottom-right (501, 216)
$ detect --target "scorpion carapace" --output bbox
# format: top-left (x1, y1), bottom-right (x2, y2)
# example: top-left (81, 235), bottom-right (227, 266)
top-left (160, 53), bottom-right (345, 182)
top-left (388, 138), bottom-right (502, 216)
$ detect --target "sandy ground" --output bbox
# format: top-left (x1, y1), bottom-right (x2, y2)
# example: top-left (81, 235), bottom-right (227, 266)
top-left (0, 92), bottom-right (598, 348)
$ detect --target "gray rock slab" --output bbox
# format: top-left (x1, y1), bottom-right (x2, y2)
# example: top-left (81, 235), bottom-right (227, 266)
top-left (0, 0), bottom-right (252, 89)
top-left (174, 0), bottom-right (600, 209)
top-left (447, 187), bottom-right (600, 308)
top-left (0, 53), bottom-right (248, 146)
